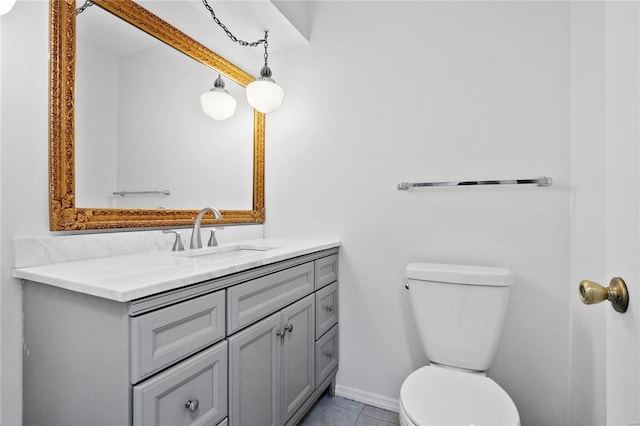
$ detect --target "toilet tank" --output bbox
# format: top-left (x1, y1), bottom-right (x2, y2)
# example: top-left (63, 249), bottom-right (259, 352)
top-left (406, 263), bottom-right (513, 372)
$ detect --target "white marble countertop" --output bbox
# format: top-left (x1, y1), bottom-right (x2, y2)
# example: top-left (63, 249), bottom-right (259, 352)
top-left (13, 238), bottom-right (340, 302)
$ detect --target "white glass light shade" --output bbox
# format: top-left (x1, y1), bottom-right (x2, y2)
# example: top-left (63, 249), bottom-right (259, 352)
top-left (0, 0), bottom-right (17, 15)
top-left (200, 89), bottom-right (237, 120)
top-left (246, 78), bottom-right (284, 114)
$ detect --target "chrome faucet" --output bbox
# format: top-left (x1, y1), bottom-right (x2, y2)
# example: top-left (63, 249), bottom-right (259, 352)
top-left (190, 207), bottom-right (222, 249)
top-left (162, 230), bottom-right (185, 251)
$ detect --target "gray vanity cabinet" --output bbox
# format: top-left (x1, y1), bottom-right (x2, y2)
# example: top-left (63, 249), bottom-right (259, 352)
top-left (228, 295), bottom-right (315, 426)
top-left (22, 247), bottom-right (339, 426)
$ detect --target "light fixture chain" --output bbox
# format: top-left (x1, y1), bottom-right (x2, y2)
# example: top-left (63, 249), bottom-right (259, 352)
top-left (76, 0), bottom-right (93, 15)
top-left (263, 32), bottom-right (269, 66)
top-left (201, 0), bottom-right (266, 48)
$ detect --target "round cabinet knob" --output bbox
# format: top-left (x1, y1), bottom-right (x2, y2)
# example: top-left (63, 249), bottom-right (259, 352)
top-left (579, 277), bottom-right (629, 313)
top-left (323, 305), bottom-right (333, 313)
top-left (185, 399), bottom-right (199, 413)
top-left (284, 324), bottom-right (293, 333)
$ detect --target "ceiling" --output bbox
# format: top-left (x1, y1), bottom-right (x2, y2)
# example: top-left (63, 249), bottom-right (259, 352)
top-left (76, 0), bottom-right (309, 76)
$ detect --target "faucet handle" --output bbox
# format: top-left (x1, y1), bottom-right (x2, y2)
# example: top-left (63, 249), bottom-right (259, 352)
top-left (207, 228), bottom-right (224, 247)
top-left (162, 230), bottom-right (185, 252)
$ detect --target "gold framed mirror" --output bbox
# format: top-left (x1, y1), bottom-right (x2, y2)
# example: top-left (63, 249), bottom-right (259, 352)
top-left (49, 0), bottom-right (265, 231)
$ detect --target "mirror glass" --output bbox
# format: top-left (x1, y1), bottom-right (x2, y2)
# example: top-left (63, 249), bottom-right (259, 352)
top-left (75, 4), bottom-right (253, 210)
top-left (49, 0), bottom-right (265, 230)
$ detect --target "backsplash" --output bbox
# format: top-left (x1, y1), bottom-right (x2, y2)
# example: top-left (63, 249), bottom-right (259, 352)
top-left (13, 224), bottom-right (264, 268)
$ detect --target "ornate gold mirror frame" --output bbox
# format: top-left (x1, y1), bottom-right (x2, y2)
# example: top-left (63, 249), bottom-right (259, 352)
top-left (49, 0), bottom-right (265, 231)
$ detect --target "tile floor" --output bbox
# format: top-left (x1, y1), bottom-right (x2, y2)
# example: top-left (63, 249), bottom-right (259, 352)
top-left (299, 392), bottom-right (400, 426)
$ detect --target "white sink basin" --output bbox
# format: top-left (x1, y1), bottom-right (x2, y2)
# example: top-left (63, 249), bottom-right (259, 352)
top-left (176, 245), bottom-right (275, 262)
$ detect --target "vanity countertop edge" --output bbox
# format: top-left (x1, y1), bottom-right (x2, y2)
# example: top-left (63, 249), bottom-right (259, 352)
top-left (13, 238), bottom-right (341, 302)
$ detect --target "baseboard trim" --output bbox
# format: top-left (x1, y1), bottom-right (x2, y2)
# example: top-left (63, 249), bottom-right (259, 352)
top-left (334, 384), bottom-right (400, 413)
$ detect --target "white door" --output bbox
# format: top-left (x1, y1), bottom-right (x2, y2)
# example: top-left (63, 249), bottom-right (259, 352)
top-left (604, 3), bottom-right (640, 424)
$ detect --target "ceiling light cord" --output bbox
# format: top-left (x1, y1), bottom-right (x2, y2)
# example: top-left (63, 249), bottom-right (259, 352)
top-left (201, 0), bottom-right (266, 48)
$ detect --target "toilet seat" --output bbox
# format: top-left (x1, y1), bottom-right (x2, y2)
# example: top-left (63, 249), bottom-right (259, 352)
top-left (399, 366), bottom-right (520, 426)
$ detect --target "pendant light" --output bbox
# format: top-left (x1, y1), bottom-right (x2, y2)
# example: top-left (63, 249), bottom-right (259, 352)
top-left (0, 0), bottom-right (17, 15)
top-left (202, 0), bottom-right (284, 114)
top-left (246, 31), bottom-right (284, 114)
top-left (201, 75), bottom-right (237, 120)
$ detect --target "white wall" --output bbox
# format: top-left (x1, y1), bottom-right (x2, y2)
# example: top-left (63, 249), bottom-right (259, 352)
top-left (1, 1), bottom-right (49, 424)
top-left (265, 2), bottom-right (571, 424)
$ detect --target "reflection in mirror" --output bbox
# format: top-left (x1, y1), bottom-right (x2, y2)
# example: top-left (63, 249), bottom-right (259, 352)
top-left (75, 5), bottom-right (253, 210)
top-left (49, 0), bottom-right (265, 230)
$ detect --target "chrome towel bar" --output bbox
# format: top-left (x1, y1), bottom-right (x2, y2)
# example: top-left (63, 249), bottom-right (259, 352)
top-left (112, 190), bottom-right (171, 196)
top-left (397, 176), bottom-right (552, 190)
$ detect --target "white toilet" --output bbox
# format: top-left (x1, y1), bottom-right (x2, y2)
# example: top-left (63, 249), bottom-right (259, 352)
top-left (399, 263), bottom-right (520, 426)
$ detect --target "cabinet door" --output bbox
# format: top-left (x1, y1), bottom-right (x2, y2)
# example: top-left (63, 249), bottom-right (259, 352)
top-left (228, 313), bottom-right (282, 426)
top-left (282, 295), bottom-right (316, 422)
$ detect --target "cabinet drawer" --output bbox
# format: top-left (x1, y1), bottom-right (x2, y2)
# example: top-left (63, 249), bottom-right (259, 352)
top-left (133, 340), bottom-right (228, 426)
top-left (316, 325), bottom-right (339, 386)
top-left (315, 254), bottom-right (338, 290)
top-left (315, 281), bottom-right (338, 338)
top-left (131, 291), bottom-right (225, 383)
top-left (227, 263), bottom-right (314, 334)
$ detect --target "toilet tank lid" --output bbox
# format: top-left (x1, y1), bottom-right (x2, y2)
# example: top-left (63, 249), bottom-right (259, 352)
top-left (406, 263), bottom-right (513, 286)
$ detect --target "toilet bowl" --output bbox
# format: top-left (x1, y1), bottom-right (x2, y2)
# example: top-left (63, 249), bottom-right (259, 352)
top-left (400, 263), bottom-right (520, 426)
top-left (399, 366), bottom-right (519, 426)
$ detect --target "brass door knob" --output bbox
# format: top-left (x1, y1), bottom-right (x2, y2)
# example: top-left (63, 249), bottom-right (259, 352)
top-left (579, 277), bottom-right (629, 313)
